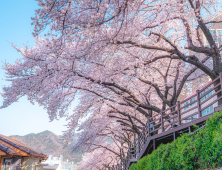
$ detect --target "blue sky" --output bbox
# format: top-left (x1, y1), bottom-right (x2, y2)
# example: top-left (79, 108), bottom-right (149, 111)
top-left (0, 0), bottom-right (77, 136)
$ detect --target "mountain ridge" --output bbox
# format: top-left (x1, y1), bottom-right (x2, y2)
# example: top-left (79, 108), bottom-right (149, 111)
top-left (9, 130), bottom-right (82, 163)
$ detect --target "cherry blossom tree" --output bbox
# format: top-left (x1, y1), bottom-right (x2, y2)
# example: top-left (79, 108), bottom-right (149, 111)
top-left (1, 0), bottom-right (222, 169)
top-left (78, 147), bottom-right (120, 170)
top-left (73, 103), bottom-right (130, 169)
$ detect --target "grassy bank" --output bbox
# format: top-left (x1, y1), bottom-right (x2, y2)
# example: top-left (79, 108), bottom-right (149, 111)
top-left (129, 111), bottom-right (222, 170)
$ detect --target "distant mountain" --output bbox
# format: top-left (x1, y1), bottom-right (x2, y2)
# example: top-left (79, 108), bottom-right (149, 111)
top-left (10, 130), bottom-right (82, 163)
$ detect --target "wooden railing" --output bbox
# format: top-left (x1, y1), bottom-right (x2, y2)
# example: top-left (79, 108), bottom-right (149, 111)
top-left (111, 73), bottom-right (222, 170)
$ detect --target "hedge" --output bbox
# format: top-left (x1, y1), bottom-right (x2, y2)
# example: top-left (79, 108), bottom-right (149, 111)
top-left (129, 111), bottom-right (222, 170)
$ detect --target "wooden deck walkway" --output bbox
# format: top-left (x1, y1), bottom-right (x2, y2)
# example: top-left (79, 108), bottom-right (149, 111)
top-left (111, 73), bottom-right (222, 170)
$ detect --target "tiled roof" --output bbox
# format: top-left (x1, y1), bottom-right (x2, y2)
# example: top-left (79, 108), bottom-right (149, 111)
top-left (0, 134), bottom-right (47, 160)
top-left (0, 143), bottom-right (20, 155)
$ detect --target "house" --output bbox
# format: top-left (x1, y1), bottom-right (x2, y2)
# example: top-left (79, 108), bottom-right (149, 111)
top-left (41, 155), bottom-right (78, 170)
top-left (0, 134), bottom-right (47, 170)
top-left (62, 160), bottom-right (77, 170)
top-left (41, 155), bottom-right (63, 170)
top-left (190, 11), bottom-right (222, 92)
top-left (181, 81), bottom-right (218, 123)
top-left (180, 13), bottom-right (222, 123)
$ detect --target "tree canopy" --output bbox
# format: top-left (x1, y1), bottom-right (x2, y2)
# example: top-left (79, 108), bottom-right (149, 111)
top-left (1, 0), bottom-right (222, 169)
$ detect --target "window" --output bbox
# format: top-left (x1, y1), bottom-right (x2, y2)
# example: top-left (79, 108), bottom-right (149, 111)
top-left (200, 86), bottom-right (212, 102)
top-left (4, 162), bottom-right (11, 170)
top-left (184, 97), bottom-right (196, 111)
top-left (210, 30), bottom-right (217, 41)
top-left (184, 101), bottom-right (189, 110)
top-left (185, 115), bottom-right (197, 123)
top-left (4, 159), bottom-right (12, 170)
top-left (202, 105), bottom-right (213, 116)
top-left (190, 97), bottom-right (195, 106)
top-left (217, 30), bottom-right (222, 46)
top-left (205, 29), bottom-right (222, 47)
top-left (150, 123), bottom-right (154, 130)
top-left (185, 118), bottom-right (190, 123)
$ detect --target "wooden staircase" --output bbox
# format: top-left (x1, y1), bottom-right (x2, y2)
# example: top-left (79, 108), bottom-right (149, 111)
top-left (111, 73), bottom-right (222, 170)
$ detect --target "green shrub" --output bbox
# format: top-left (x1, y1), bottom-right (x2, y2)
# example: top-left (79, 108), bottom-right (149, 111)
top-left (129, 111), bottom-right (222, 170)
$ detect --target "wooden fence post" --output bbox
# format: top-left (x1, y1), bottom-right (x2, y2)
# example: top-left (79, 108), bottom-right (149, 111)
top-left (129, 142), bottom-right (132, 159)
top-left (147, 116), bottom-right (150, 137)
top-left (196, 90), bottom-right (202, 118)
top-left (138, 136), bottom-right (140, 154)
top-left (142, 127), bottom-right (145, 144)
top-left (217, 73), bottom-right (222, 107)
top-left (121, 159), bottom-right (123, 170)
top-left (134, 139), bottom-right (136, 158)
top-left (161, 110), bottom-right (164, 132)
top-left (177, 101), bottom-right (181, 125)
top-left (220, 73), bottom-right (222, 90)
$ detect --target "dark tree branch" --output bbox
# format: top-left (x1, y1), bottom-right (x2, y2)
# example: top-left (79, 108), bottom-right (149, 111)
top-left (144, 55), bottom-right (180, 65)
top-left (116, 40), bottom-right (175, 53)
top-left (138, 77), bottom-right (171, 106)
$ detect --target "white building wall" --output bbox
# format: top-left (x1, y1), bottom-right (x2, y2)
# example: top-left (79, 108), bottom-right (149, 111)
top-left (181, 87), bottom-right (218, 123)
top-left (42, 155), bottom-right (63, 170)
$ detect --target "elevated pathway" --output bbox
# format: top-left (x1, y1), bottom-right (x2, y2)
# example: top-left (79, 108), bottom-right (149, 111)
top-left (112, 74), bottom-right (222, 170)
